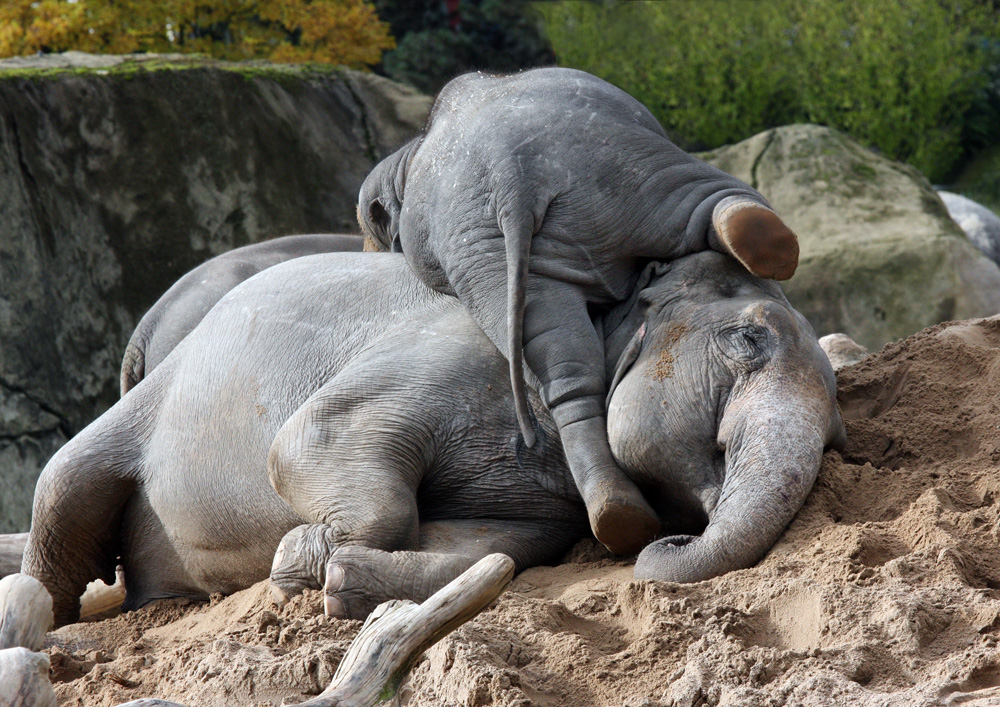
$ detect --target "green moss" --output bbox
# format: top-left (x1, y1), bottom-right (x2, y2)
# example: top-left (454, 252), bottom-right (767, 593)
top-left (0, 55), bottom-right (350, 85)
top-left (851, 162), bottom-right (877, 180)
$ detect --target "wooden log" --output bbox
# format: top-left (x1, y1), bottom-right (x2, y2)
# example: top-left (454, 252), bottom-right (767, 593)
top-left (0, 573), bottom-right (53, 651)
top-left (293, 552), bottom-right (514, 707)
top-left (0, 535), bottom-right (124, 619)
top-left (0, 646), bottom-right (57, 707)
top-left (0, 532), bottom-right (28, 578)
top-left (80, 566), bottom-right (126, 619)
top-left (113, 553), bottom-right (515, 707)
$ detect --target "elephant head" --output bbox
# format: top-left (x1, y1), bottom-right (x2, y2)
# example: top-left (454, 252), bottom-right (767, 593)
top-left (357, 138), bottom-right (420, 254)
top-left (604, 252), bottom-right (845, 581)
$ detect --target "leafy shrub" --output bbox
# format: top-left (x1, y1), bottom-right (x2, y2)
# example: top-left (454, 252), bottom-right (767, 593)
top-left (537, 0), bottom-right (1000, 181)
top-left (377, 0), bottom-right (554, 94)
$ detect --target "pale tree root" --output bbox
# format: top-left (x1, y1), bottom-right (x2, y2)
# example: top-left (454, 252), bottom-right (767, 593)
top-left (0, 532), bottom-right (125, 620)
top-left (0, 647), bottom-right (56, 707)
top-left (0, 572), bottom-right (57, 707)
top-left (0, 532), bottom-right (28, 577)
top-left (115, 552), bottom-right (516, 707)
top-left (0, 573), bottom-right (54, 653)
top-left (79, 566), bottom-right (127, 619)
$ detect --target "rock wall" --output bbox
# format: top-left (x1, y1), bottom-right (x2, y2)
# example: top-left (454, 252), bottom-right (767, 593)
top-left (701, 124), bottom-right (1000, 351)
top-left (0, 53), bottom-right (431, 533)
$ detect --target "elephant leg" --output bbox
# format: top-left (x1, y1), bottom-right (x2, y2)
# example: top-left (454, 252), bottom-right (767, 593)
top-left (321, 518), bottom-right (580, 619)
top-left (266, 372), bottom-right (423, 604)
top-left (448, 257), bottom-right (659, 555)
top-left (268, 489), bottom-right (419, 604)
top-left (21, 396), bottom-right (145, 626)
top-left (521, 279), bottom-right (660, 555)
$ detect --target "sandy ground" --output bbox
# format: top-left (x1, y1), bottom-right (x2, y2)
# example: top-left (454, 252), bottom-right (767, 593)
top-left (48, 316), bottom-right (1000, 706)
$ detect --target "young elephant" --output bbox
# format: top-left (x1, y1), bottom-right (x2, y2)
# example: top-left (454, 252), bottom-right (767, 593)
top-left (23, 252), bottom-right (841, 626)
top-left (121, 233), bottom-right (363, 394)
top-left (358, 67), bottom-right (800, 555)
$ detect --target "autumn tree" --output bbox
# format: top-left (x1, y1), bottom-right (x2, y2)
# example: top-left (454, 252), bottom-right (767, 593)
top-left (0, 0), bottom-right (394, 69)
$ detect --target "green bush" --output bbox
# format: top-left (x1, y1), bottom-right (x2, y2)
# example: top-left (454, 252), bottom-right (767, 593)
top-left (537, 0), bottom-right (1000, 182)
top-left (377, 0), bottom-right (554, 95)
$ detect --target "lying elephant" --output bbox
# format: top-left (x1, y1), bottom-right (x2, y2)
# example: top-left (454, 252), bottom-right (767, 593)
top-left (23, 251), bottom-right (843, 626)
top-left (120, 233), bottom-right (363, 395)
top-left (358, 67), bottom-right (801, 554)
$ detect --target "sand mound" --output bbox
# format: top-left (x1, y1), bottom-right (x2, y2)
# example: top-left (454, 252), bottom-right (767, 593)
top-left (49, 317), bottom-right (1000, 706)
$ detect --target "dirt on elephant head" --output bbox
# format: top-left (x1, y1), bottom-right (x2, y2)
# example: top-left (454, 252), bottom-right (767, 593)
top-left (49, 316), bottom-right (1000, 706)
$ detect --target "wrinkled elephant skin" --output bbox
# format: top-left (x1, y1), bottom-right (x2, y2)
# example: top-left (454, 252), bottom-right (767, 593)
top-left (358, 68), bottom-right (801, 553)
top-left (23, 252), bottom-right (841, 626)
top-left (121, 233), bottom-right (363, 395)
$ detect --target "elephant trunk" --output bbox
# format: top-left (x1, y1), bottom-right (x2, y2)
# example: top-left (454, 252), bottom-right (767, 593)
top-left (634, 388), bottom-right (829, 582)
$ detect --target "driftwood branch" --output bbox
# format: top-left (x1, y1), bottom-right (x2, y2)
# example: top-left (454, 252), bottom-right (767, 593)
top-left (0, 647), bottom-right (57, 707)
top-left (0, 574), bottom-right (57, 707)
top-left (115, 553), bottom-right (515, 707)
top-left (0, 532), bottom-right (28, 578)
top-left (0, 573), bottom-right (53, 652)
top-left (80, 567), bottom-right (127, 619)
top-left (294, 552), bottom-right (515, 707)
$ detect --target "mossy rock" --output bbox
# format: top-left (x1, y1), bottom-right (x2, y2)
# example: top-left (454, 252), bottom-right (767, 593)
top-left (701, 124), bottom-right (1000, 351)
top-left (0, 52), bottom-right (431, 532)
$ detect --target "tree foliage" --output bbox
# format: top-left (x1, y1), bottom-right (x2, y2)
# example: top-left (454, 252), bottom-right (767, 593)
top-left (538, 0), bottom-right (1000, 181)
top-left (0, 0), bottom-right (395, 69)
top-left (375, 0), bottom-right (553, 94)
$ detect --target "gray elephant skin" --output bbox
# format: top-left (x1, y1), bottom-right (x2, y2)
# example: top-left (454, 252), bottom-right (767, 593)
top-left (358, 67), bottom-right (802, 554)
top-left (120, 233), bottom-right (363, 395)
top-left (22, 252), bottom-right (843, 626)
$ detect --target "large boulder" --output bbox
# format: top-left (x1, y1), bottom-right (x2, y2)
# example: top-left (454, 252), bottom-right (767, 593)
top-left (0, 53), bottom-right (431, 533)
top-left (700, 124), bottom-right (1000, 351)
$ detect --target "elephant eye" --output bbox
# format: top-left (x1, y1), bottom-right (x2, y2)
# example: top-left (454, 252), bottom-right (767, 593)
top-left (720, 325), bottom-right (770, 368)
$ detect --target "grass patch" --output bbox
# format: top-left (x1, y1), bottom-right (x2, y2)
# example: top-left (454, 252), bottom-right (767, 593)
top-left (0, 54), bottom-right (350, 84)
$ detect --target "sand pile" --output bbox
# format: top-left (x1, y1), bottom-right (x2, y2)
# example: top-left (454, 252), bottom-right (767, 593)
top-left (48, 317), bottom-right (1000, 706)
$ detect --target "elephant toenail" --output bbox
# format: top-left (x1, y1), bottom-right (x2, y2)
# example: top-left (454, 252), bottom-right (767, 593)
top-left (326, 562), bottom-right (346, 592)
top-left (324, 593), bottom-right (346, 618)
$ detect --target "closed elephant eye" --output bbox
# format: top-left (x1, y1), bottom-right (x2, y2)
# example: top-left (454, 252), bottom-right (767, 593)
top-left (719, 325), bottom-right (770, 368)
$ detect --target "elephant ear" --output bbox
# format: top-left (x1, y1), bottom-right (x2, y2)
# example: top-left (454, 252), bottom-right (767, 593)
top-left (606, 321), bottom-right (647, 412)
top-left (604, 261), bottom-right (671, 409)
top-left (358, 198), bottom-right (400, 253)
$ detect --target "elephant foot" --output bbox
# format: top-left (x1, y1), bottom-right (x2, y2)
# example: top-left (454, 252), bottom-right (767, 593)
top-left (586, 482), bottom-right (660, 556)
top-left (712, 198), bottom-right (799, 281)
top-left (269, 524), bottom-right (342, 606)
top-left (323, 547), bottom-right (399, 620)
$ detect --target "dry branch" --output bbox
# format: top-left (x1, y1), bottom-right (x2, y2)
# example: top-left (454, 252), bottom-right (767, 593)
top-left (115, 552), bottom-right (515, 707)
top-left (0, 573), bottom-right (53, 651)
top-left (296, 552), bottom-right (515, 706)
top-left (0, 532), bottom-right (28, 578)
top-left (0, 646), bottom-right (57, 707)
top-left (80, 567), bottom-right (127, 619)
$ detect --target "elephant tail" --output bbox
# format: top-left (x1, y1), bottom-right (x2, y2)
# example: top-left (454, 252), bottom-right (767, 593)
top-left (504, 214), bottom-right (537, 448)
